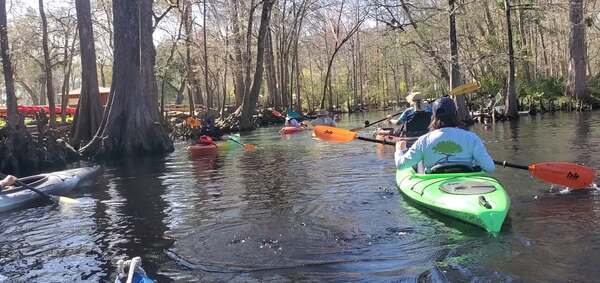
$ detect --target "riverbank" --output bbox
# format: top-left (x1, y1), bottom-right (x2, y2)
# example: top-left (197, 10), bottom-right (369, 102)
top-left (0, 116), bottom-right (79, 175)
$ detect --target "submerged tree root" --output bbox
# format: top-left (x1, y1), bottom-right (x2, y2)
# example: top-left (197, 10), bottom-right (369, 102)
top-left (0, 117), bottom-right (80, 175)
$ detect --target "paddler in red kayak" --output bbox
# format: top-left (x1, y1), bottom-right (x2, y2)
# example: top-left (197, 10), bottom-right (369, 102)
top-left (196, 135), bottom-right (216, 146)
top-left (199, 114), bottom-right (223, 141)
top-left (395, 96), bottom-right (495, 174)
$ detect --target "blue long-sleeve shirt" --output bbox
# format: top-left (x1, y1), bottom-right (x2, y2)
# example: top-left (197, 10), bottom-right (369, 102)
top-left (395, 127), bottom-right (495, 173)
top-left (396, 105), bottom-right (432, 124)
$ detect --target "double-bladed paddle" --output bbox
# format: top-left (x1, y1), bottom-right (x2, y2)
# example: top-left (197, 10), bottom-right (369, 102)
top-left (313, 126), bottom-right (597, 189)
top-left (494, 160), bottom-right (596, 189)
top-left (351, 81), bottom-right (482, 132)
top-left (0, 173), bottom-right (78, 205)
top-left (227, 136), bottom-right (256, 150)
top-left (349, 112), bottom-right (403, 132)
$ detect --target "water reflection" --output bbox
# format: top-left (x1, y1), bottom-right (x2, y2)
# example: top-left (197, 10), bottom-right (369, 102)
top-left (0, 112), bottom-right (599, 282)
top-left (90, 158), bottom-right (173, 281)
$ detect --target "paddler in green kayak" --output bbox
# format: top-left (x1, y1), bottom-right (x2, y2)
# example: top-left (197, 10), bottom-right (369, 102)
top-left (395, 96), bottom-right (495, 173)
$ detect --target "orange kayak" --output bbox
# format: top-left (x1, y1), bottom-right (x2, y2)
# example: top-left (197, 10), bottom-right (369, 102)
top-left (280, 127), bottom-right (304, 135)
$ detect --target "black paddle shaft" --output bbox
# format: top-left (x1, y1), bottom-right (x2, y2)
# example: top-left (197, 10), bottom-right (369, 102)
top-left (349, 142), bottom-right (529, 171)
top-left (228, 138), bottom-right (244, 146)
top-left (0, 173), bottom-right (58, 205)
top-left (357, 136), bottom-right (396, 146)
top-left (494, 160), bottom-right (529, 170)
top-left (363, 111), bottom-right (403, 129)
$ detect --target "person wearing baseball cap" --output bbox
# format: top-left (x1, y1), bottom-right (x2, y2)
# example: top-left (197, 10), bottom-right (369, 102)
top-left (394, 97), bottom-right (495, 173)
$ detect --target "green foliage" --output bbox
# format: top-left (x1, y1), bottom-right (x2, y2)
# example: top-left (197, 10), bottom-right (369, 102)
top-left (586, 74), bottom-right (600, 98)
top-left (518, 76), bottom-right (564, 104)
top-left (479, 74), bottom-right (503, 97)
top-left (433, 141), bottom-right (463, 155)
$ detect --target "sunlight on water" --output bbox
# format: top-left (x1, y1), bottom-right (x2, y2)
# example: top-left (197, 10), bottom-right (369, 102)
top-left (1, 112), bottom-right (600, 281)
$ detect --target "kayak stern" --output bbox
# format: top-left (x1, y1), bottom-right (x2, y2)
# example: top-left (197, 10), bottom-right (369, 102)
top-left (396, 168), bottom-right (510, 233)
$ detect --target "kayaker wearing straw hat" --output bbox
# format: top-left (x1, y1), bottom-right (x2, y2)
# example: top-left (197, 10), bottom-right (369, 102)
top-left (395, 92), bottom-right (432, 137)
top-left (311, 110), bottom-right (337, 127)
top-left (390, 92), bottom-right (431, 125)
top-left (395, 97), bottom-right (495, 173)
top-left (378, 92), bottom-right (432, 140)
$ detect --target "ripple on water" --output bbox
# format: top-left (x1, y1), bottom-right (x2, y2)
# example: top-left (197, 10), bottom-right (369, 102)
top-left (2, 113), bottom-right (600, 281)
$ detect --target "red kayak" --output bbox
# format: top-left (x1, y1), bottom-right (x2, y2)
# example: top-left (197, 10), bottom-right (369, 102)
top-left (280, 127), bottom-right (305, 135)
top-left (187, 143), bottom-right (218, 156)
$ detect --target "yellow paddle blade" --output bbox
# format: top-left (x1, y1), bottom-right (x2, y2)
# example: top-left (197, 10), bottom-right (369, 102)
top-left (313, 126), bottom-right (357, 142)
top-left (449, 81), bottom-right (480, 96)
top-left (56, 196), bottom-right (79, 205)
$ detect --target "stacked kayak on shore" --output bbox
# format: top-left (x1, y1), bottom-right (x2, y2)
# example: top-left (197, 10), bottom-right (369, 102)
top-left (0, 167), bottom-right (100, 213)
top-left (396, 168), bottom-right (510, 233)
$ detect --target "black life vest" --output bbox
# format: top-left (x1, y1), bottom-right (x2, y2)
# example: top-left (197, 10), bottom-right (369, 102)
top-left (394, 111), bottom-right (432, 137)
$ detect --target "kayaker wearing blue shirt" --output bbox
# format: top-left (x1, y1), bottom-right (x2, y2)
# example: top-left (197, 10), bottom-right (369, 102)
top-left (391, 92), bottom-right (432, 125)
top-left (384, 92), bottom-right (432, 138)
top-left (0, 175), bottom-right (16, 190)
top-left (395, 97), bottom-right (495, 173)
top-left (285, 116), bottom-right (302, 127)
top-left (311, 110), bottom-right (336, 127)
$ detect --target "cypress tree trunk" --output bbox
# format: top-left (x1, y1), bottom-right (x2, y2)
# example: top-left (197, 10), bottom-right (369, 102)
top-left (80, 0), bottom-right (173, 157)
top-left (71, 0), bottom-right (103, 148)
top-left (565, 0), bottom-right (587, 107)
top-left (60, 30), bottom-right (77, 125)
top-left (39, 0), bottom-right (56, 128)
top-left (203, 0), bottom-right (212, 108)
top-left (504, 0), bottom-right (519, 119)
top-left (448, 0), bottom-right (471, 123)
top-left (183, 0), bottom-right (196, 115)
top-left (265, 29), bottom-right (280, 107)
top-left (0, 0), bottom-right (18, 129)
top-left (230, 0), bottom-right (245, 106)
top-left (239, 0), bottom-right (274, 131)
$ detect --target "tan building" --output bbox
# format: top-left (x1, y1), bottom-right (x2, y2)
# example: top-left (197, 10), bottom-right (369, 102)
top-left (67, 87), bottom-right (111, 107)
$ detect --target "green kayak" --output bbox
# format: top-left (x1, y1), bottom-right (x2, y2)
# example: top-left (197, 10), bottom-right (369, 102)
top-left (396, 167), bottom-right (510, 233)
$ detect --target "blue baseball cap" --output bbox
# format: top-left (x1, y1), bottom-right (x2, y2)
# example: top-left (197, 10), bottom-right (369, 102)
top-left (431, 97), bottom-right (457, 120)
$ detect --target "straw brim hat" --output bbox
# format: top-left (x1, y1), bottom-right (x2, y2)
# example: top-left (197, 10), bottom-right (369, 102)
top-left (405, 92), bottom-right (424, 104)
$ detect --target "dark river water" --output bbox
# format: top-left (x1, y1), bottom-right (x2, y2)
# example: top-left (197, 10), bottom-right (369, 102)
top-left (1, 111), bottom-right (599, 282)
